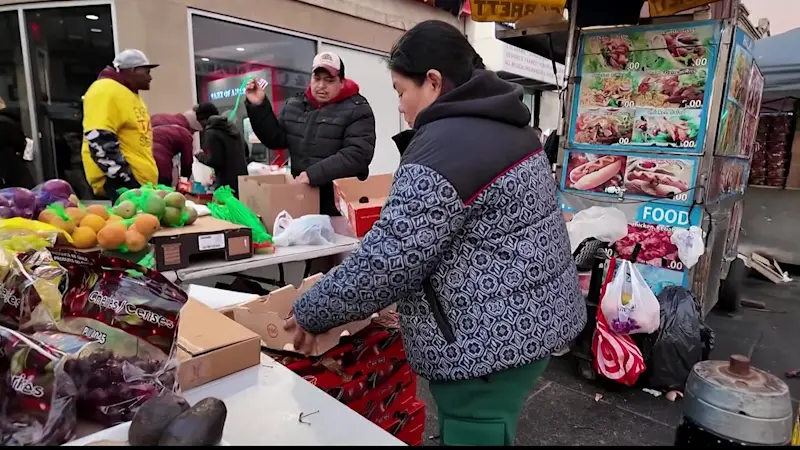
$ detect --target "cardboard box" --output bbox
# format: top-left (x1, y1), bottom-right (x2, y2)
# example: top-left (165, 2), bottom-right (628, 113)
top-left (176, 298), bottom-right (261, 390)
top-left (150, 216), bottom-right (253, 271)
top-left (238, 173), bottom-right (319, 233)
top-left (333, 174), bottom-right (393, 237)
top-left (232, 272), bottom-right (379, 356)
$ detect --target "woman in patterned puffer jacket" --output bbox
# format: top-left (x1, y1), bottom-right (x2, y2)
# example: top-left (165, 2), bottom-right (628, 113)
top-left (286, 20), bottom-right (586, 446)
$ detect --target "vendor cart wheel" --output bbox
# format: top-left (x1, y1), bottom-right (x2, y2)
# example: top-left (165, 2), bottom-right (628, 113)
top-left (718, 257), bottom-right (748, 313)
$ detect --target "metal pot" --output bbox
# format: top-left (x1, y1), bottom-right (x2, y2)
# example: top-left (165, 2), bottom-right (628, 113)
top-left (676, 354), bottom-right (793, 446)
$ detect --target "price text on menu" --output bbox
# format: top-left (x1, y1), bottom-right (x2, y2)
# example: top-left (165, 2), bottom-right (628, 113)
top-left (569, 21), bottom-right (722, 154)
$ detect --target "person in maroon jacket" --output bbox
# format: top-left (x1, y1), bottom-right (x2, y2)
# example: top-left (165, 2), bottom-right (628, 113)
top-left (150, 110), bottom-right (203, 187)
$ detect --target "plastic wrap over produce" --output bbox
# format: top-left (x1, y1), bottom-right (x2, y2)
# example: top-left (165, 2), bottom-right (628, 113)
top-left (0, 326), bottom-right (78, 446)
top-left (26, 249), bottom-right (188, 426)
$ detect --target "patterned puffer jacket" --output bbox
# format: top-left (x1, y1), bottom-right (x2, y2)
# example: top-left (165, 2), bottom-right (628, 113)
top-left (292, 70), bottom-right (586, 382)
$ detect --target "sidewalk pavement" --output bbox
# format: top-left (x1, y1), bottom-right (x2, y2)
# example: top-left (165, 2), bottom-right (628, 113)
top-left (417, 276), bottom-right (800, 446)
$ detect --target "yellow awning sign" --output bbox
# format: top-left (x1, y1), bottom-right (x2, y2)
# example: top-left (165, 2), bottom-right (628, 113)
top-left (648, 0), bottom-right (719, 17)
top-left (469, 0), bottom-right (566, 23)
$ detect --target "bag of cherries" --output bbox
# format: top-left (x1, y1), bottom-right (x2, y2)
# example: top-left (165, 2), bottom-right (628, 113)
top-left (25, 249), bottom-right (188, 426)
top-left (0, 326), bottom-right (78, 446)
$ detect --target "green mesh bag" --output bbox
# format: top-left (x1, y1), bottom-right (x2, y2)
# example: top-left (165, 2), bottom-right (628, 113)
top-left (114, 183), bottom-right (189, 227)
top-left (207, 186), bottom-right (272, 244)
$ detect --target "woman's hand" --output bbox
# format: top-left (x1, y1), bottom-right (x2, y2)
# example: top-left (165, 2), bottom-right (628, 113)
top-left (294, 172), bottom-right (310, 184)
top-left (284, 316), bottom-right (317, 355)
top-left (245, 79), bottom-right (266, 106)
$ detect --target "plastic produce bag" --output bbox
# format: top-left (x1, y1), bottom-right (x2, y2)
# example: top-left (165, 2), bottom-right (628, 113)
top-left (31, 179), bottom-right (77, 217)
top-left (0, 248), bottom-right (66, 331)
top-left (671, 226), bottom-right (705, 269)
top-left (272, 211), bottom-right (335, 247)
top-left (600, 259), bottom-right (660, 335)
top-left (27, 249), bottom-right (188, 426)
top-left (644, 286), bottom-right (715, 391)
top-left (566, 206), bottom-right (628, 254)
top-left (192, 157), bottom-right (215, 187)
top-left (0, 187), bottom-right (37, 219)
top-left (592, 257), bottom-right (646, 386)
top-left (207, 186), bottom-right (272, 245)
top-left (0, 326), bottom-right (78, 446)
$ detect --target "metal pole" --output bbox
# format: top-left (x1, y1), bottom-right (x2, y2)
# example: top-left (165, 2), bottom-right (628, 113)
top-left (557, 0), bottom-right (579, 137)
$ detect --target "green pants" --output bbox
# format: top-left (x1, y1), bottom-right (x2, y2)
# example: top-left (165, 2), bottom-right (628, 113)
top-left (428, 358), bottom-right (550, 446)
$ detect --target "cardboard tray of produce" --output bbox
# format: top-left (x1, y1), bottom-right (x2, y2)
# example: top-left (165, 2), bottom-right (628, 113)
top-left (62, 421), bottom-right (231, 446)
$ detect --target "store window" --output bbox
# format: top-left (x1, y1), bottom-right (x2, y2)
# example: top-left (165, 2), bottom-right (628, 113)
top-left (23, 5), bottom-right (115, 198)
top-left (192, 15), bottom-right (317, 163)
top-left (0, 11), bottom-right (36, 187)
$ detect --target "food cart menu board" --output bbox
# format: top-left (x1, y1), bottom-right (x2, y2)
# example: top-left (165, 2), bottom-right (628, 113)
top-left (716, 28), bottom-right (762, 158)
top-left (562, 151), bottom-right (699, 205)
top-left (570, 21), bottom-right (721, 154)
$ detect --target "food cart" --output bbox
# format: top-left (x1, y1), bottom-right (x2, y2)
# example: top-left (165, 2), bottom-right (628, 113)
top-left (736, 28), bottom-right (800, 267)
top-left (476, 0), bottom-right (764, 315)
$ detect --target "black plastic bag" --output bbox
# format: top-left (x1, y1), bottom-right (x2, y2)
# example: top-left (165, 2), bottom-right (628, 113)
top-left (644, 286), bottom-right (714, 391)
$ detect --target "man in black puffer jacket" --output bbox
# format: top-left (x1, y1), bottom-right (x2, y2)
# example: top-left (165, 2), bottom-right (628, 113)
top-left (244, 52), bottom-right (376, 216)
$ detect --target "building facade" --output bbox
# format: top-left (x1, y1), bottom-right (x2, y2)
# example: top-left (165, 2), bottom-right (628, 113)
top-left (0, 0), bottom-right (461, 194)
top-left (466, 17), bottom-right (564, 136)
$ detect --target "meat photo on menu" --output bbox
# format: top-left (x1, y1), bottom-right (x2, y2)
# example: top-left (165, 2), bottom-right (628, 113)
top-left (582, 35), bottom-right (635, 73)
top-left (573, 109), bottom-right (634, 145)
top-left (624, 157), bottom-right (694, 200)
top-left (614, 223), bottom-right (682, 270)
top-left (637, 26), bottom-right (716, 71)
top-left (633, 69), bottom-right (706, 109)
top-left (579, 73), bottom-right (634, 108)
top-left (728, 48), bottom-right (751, 105)
top-left (716, 101), bottom-right (743, 156)
top-left (632, 109), bottom-right (701, 148)
top-left (564, 152), bottom-right (627, 193)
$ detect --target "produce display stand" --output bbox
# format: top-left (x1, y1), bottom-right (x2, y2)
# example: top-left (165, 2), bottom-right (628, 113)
top-left (161, 234), bottom-right (360, 286)
top-left (65, 354), bottom-right (404, 446)
top-left (63, 288), bottom-right (406, 447)
top-left (491, 0), bottom-right (762, 316)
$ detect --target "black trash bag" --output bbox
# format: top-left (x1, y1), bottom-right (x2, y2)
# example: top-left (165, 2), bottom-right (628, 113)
top-left (644, 286), bottom-right (715, 391)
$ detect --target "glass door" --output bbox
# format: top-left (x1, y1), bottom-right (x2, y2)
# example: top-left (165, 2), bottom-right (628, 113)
top-left (0, 10), bottom-right (37, 188)
top-left (23, 5), bottom-right (115, 198)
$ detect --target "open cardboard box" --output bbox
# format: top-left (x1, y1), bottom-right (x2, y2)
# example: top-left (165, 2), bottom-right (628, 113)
top-left (176, 298), bottom-right (261, 391)
top-left (238, 172), bottom-right (319, 233)
top-left (333, 174), bottom-right (393, 238)
top-left (232, 272), bottom-right (380, 356)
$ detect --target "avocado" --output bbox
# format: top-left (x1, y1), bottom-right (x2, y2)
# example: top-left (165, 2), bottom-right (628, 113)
top-left (157, 397), bottom-right (227, 446)
top-left (128, 392), bottom-right (190, 446)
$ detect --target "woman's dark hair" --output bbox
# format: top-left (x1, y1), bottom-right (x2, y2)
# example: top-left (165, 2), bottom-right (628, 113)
top-left (388, 20), bottom-right (484, 89)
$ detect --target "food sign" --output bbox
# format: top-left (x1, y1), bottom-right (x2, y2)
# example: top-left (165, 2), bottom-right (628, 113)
top-left (468, 0), bottom-right (565, 23)
top-left (715, 28), bottom-right (757, 158)
top-left (570, 21), bottom-right (721, 154)
top-left (562, 151), bottom-right (699, 205)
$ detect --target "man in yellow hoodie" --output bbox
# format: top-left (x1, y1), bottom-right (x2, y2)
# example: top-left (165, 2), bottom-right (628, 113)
top-left (82, 49), bottom-right (159, 202)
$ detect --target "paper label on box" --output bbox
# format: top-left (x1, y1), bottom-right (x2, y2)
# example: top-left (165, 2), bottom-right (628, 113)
top-left (198, 233), bottom-right (226, 251)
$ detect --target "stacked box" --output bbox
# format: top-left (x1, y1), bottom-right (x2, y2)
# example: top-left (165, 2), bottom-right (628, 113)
top-left (751, 115), bottom-right (793, 187)
top-left (267, 313), bottom-right (425, 446)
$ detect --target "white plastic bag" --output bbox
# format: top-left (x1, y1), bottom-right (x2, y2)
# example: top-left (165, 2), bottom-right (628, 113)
top-left (272, 211), bottom-right (336, 247)
top-left (671, 225), bottom-right (705, 269)
top-left (600, 260), bottom-right (660, 335)
top-left (566, 206), bottom-right (629, 253)
top-left (192, 157), bottom-right (215, 187)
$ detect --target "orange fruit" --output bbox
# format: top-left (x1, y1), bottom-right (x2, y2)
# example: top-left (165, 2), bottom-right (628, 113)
top-left (133, 214), bottom-right (160, 238)
top-left (38, 210), bottom-right (55, 224)
top-left (97, 224), bottom-right (126, 250)
top-left (85, 204), bottom-right (110, 220)
top-left (80, 213), bottom-right (106, 233)
top-left (50, 217), bottom-right (75, 235)
top-left (71, 226), bottom-right (97, 249)
top-left (124, 229), bottom-right (148, 253)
